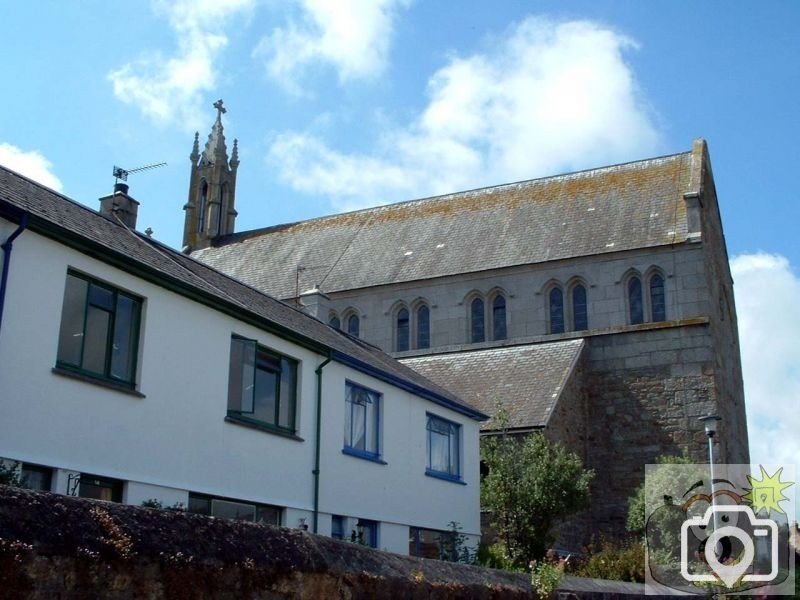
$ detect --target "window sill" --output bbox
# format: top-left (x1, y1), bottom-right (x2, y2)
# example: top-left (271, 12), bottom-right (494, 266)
top-left (52, 366), bottom-right (145, 398)
top-left (225, 414), bottom-right (304, 441)
top-left (342, 447), bottom-right (387, 465)
top-left (425, 469), bottom-right (466, 485)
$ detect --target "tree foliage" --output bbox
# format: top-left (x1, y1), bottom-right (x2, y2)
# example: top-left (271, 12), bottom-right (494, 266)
top-left (481, 426), bottom-right (593, 567)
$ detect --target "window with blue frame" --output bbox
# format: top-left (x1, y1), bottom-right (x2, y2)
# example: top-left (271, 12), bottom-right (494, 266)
top-left (549, 287), bottom-right (564, 334)
top-left (343, 382), bottom-right (381, 461)
top-left (353, 518), bottom-right (378, 548)
top-left (649, 273), bottom-right (666, 322)
top-left (571, 284), bottom-right (588, 331)
top-left (56, 270), bottom-right (142, 389)
top-left (628, 276), bottom-right (644, 325)
top-left (331, 515), bottom-right (346, 540)
top-left (426, 414), bottom-right (461, 481)
top-left (227, 335), bottom-right (298, 434)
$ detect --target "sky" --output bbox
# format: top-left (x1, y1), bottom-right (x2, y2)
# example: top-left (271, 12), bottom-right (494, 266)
top-left (1, 1), bottom-right (798, 476)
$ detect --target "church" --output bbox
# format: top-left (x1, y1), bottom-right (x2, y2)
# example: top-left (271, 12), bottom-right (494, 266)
top-left (185, 103), bottom-right (750, 536)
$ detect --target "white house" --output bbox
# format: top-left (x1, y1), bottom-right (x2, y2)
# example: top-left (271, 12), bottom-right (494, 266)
top-left (0, 164), bottom-right (486, 557)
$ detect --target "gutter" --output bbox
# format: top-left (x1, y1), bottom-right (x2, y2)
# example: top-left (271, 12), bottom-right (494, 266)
top-left (312, 352), bottom-right (333, 533)
top-left (0, 214), bottom-right (29, 336)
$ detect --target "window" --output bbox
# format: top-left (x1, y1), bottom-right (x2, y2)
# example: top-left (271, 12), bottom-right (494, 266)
top-left (549, 287), bottom-right (564, 334)
top-left (227, 336), bottom-right (298, 434)
top-left (353, 518), bottom-right (378, 548)
top-left (56, 271), bottom-right (142, 388)
top-left (416, 305), bottom-right (430, 349)
top-left (188, 493), bottom-right (280, 525)
top-left (329, 314), bottom-right (340, 329)
top-left (492, 295), bottom-right (507, 341)
top-left (571, 284), bottom-right (588, 331)
top-left (426, 414), bottom-right (461, 481)
top-left (347, 314), bottom-right (360, 338)
top-left (628, 276), bottom-right (644, 325)
top-left (20, 463), bottom-right (52, 491)
top-left (79, 474), bottom-right (123, 503)
top-left (331, 515), bottom-right (346, 540)
top-left (409, 527), bottom-right (457, 560)
top-left (470, 297), bottom-right (485, 343)
top-left (344, 382), bottom-right (381, 461)
top-left (396, 308), bottom-right (410, 351)
top-left (649, 273), bottom-right (666, 322)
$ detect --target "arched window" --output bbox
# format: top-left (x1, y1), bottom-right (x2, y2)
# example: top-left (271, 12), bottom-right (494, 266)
top-left (416, 305), bottom-right (430, 349)
top-left (347, 314), bottom-right (360, 338)
top-left (329, 315), bottom-right (340, 330)
top-left (197, 180), bottom-right (208, 233)
top-left (470, 298), bottom-right (485, 343)
top-left (572, 284), bottom-right (588, 331)
top-left (628, 276), bottom-right (644, 325)
top-left (549, 287), bottom-right (564, 334)
top-left (649, 273), bottom-right (666, 322)
top-left (396, 308), bottom-right (410, 352)
top-left (492, 295), bottom-right (507, 341)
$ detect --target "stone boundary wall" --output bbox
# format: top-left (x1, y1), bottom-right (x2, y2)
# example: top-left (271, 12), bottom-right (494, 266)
top-left (0, 486), bottom-right (532, 599)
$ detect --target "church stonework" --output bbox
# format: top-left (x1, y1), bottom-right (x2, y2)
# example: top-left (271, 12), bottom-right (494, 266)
top-left (182, 100), bottom-right (240, 252)
top-left (191, 115), bottom-right (749, 542)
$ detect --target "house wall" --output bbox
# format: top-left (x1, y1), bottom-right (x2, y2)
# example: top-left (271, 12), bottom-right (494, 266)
top-left (0, 221), bottom-right (480, 554)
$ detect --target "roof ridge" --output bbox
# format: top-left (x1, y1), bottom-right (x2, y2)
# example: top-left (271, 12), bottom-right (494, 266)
top-left (219, 148), bottom-right (692, 241)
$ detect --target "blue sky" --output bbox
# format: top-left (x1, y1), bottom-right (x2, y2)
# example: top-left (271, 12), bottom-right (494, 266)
top-left (1, 1), bottom-right (798, 473)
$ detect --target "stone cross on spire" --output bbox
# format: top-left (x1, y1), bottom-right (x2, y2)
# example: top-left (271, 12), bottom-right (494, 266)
top-left (213, 99), bottom-right (227, 118)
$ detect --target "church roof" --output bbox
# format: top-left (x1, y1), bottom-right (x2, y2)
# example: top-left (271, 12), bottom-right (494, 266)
top-left (0, 165), bottom-right (485, 421)
top-left (194, 144), bottom-right (701, 299)
top-left (400, 339), bottom-right (585, 431)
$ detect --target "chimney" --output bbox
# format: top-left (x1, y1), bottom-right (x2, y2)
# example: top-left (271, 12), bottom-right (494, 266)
top-left (99, 183), bottom-right (140, 229)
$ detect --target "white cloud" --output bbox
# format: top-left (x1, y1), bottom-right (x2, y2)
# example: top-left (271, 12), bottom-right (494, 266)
top-left (0, 143), bottom-right (63, 192)
top-left (731, 253), bottom-right (800, 470)
top-left (108, 0), bottom-right (255, 128)
top-left (268, 16), bottom-right (661, 209)
top-left (255, 0), bottom-right (411, 91)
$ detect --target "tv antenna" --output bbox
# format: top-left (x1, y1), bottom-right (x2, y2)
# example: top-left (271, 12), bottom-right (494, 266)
top-left (112, 161), bottom-right (167, 185)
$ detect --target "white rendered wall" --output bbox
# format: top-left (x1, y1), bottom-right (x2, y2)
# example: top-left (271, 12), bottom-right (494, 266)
top-left (0, 221), bottom-right (481, 555)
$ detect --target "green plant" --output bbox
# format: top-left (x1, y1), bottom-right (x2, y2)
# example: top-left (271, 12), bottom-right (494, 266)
top-left (141, 498), bottom-right (164, 509)
top-left (481, 410), bottom-right (593, 567)
top-left (0, 461), bottom-right (22, 487)
top-left (440, 521), bottom-right (476, 564)
top-left (476, 542), bottom-right (526, 572)
top-left (575, 537), bottom-right (645, 583)
top-left (530, 560), bottom-right (563, 599)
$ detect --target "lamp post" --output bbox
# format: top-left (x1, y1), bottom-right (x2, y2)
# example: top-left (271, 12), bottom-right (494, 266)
top-left (699, 414), bottom-right (722, 556)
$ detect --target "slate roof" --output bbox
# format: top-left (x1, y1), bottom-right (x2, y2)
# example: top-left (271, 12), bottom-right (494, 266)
top-left (401, 340), bottom-right (585, 431)
top-left (194, 146), bottom-right (700, 299)
top-left (0, 165), bottom-right (485, 420)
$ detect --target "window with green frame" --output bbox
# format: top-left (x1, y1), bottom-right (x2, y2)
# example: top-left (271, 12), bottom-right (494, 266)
top-left (56, 270), bottom-right (142, 388)
top-left (227, 335), bottom-right (298, 434)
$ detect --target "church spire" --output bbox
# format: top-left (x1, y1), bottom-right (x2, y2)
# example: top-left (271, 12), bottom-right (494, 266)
top-left (182, 100), bottom-right (239, 252)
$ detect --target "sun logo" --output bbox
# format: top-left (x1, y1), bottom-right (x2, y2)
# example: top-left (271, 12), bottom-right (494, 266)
top-left (742, 465), bottom-right (794, 518)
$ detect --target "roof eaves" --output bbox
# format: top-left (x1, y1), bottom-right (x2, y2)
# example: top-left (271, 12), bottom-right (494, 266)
top-left (331, 349), bottom-right (488, 421)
